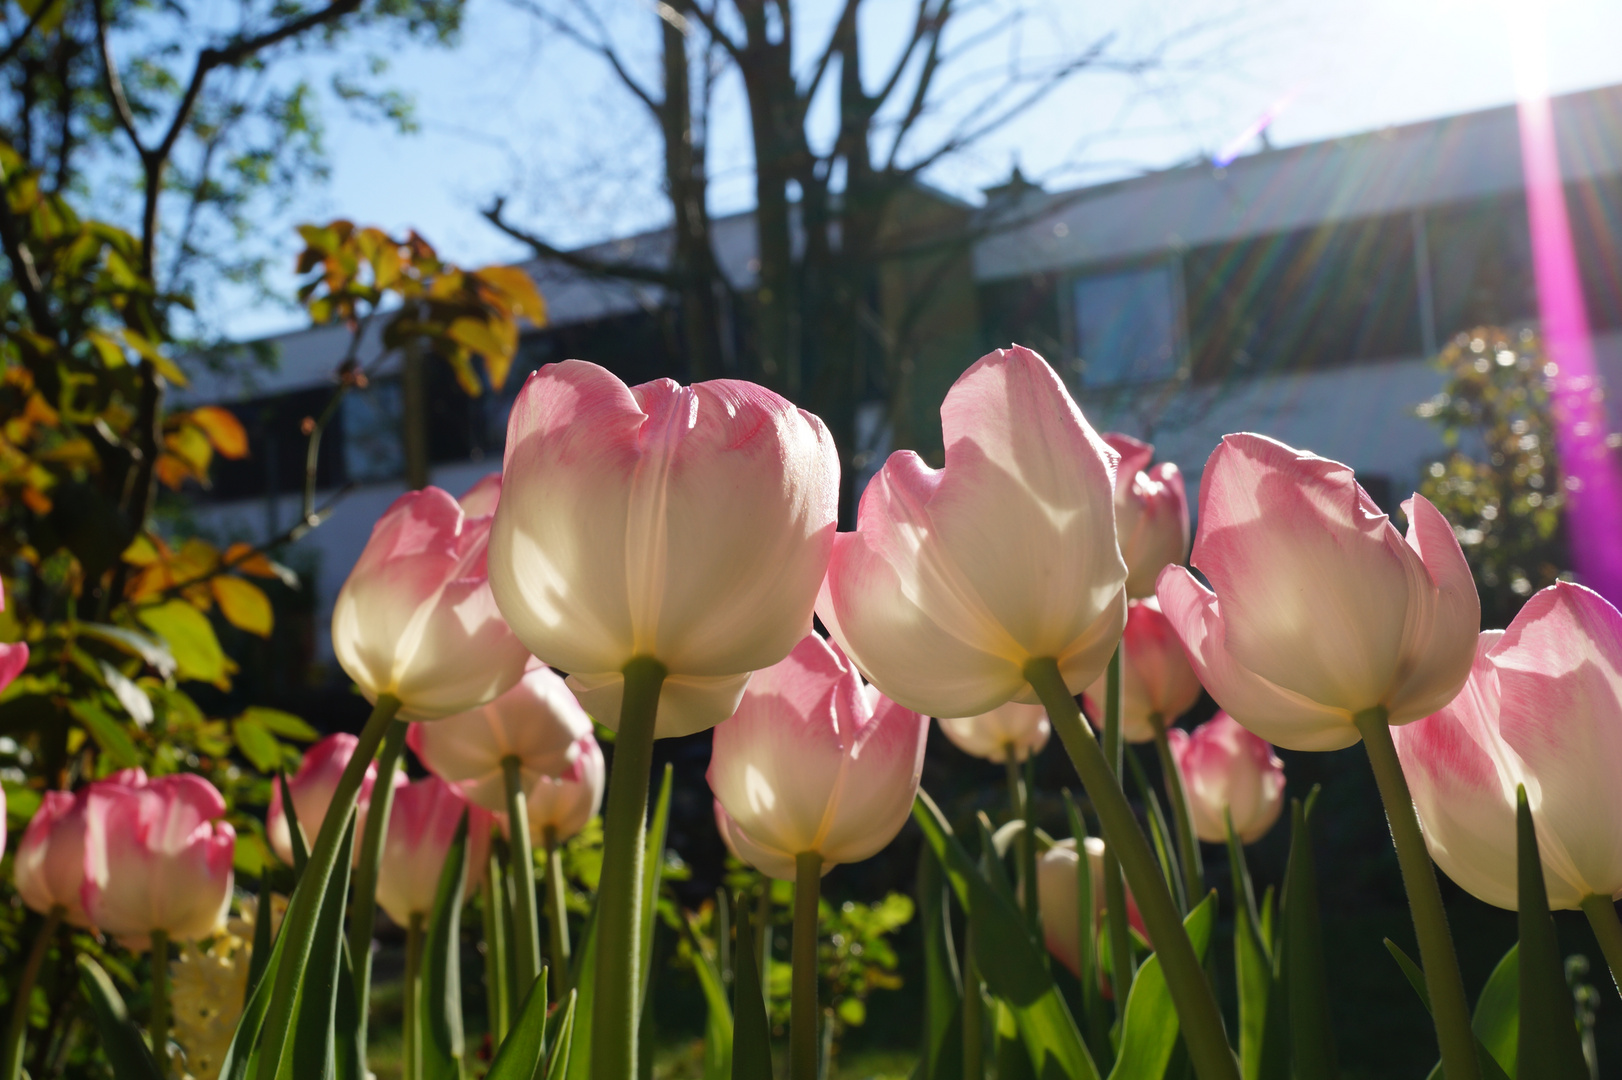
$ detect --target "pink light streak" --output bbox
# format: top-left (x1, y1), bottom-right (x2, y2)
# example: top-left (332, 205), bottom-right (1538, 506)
top-left (1511, 6), bottom-right (1622, 606)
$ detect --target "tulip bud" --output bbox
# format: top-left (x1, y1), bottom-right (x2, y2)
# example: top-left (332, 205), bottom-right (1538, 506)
top-left (1393, 583), bottom-right (1622, 910)
top-left (1157, 433), bottom-right (1479, 751)
top-left (707, 634), bottom-right (927, 880)
top-left (1083, 597), bottom-right (1202, 743)
top-left (525, 734), bottom-right (605, 842)
top-left (81, 774), bottom-right (236, 949)
top-left (332, 484), bottom-right (531, 721)
top-left (819, 346), bottom-right (1127, 720)
top-left (0, 581), bottom-right (28, 699)
top-left (1167, 713), bottom-right (1285, 844)
top-left (375, 776), bottom-right (493, 926)
top-left (1103, 434), bottom-right (1189, 599)
top-left (15, 770), bottom-right (149, 925)
top-left (1035, 837), bottom-right (1147, 977)
top-left (487, 361), bottom-right (840, 739)
top-left (408, 663), bottom-right (593, 814)
top-left (936, 702), bottom-right (1050, 764)
top-left (267, 733), bottom-right (392, 867)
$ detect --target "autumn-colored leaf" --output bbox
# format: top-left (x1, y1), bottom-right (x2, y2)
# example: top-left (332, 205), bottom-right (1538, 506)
top-left (137, 599), bottom-right (233, 689)
top-left (477, 264), bottom-right (547, 326)
top-left (212, 576), bottom-right (273, 637)
top-left (189, 406), bottom-right (248, 459)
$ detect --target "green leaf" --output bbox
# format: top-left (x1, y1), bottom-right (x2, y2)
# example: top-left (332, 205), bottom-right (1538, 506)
top-left (1280, 790), bottom-right (1338, 1079)
top-left (68, 699), bottom-right (140, 768)
top-left (76, 956), bottom-right (164, 1080)
top-left (291, 816), bottom-right (356, 1080)
top-left (1383, 939), bottom-right (1514, 1080)
top-left (546, 991), bottom-right (579, 1080)
top-left (1474, 945), bottom-right (1519, 1076)
top-left (731, 890), bottom-right (773, 1080)
top-left (486, 974), bottom-right (548, 1080)
top-left (222, 913), bottom-right (289, 1080)
top-left (137, 599), bottom-right (229, 686)
top-left (562, 913), bottom-right (596, 1080)
top-left (1226, 822), bottom-right (1273, 1080)
top-left (1515, 786), bottom-right (1588, 1079)
top-left (334, 939), bottom-right (365, 1080)
top-left (280, 772), bottom-right (310, 878)
top-left (917, 843), bottom-right (964, 1080)
top-left (912, 792), bottom-right (1100, 1080)
top-left (423, 811), bottom-right (471, 1080)
top-left (681, 910), bottom-right (732, 1080)
top-left (235, 717), bottom-right (284, 773)
top-left (243, 707), bottom-right (320, 741)
top-left (78, 622), bottom-right (176, 679)
top-left (640, 763), bottom-right (674, 1006)
top-left (1105, 893), bottom-right (1216, 1080)
top-left (1064, 795), bottom-right (1112, 1062)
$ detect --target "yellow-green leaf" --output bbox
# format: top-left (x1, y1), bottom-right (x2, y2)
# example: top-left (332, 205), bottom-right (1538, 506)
top-left (232, 715), bottom-right (282, 772)
top-left (189, 406), bottom-right (249, 459)
top-left (212, 577), bottom-right (273, 637)
top-left (240, 706), bottom-right (317, 741)
top-left (69, 700), bottom-right (141, 769)
top-left (137, 599), bottom-right (230, 688)
top-left (86, 330), bottom-right (127, 368)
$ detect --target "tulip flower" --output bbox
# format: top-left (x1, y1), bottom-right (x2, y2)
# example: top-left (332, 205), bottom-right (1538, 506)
top-left (1392, 582), bottom-right (1622, 990)
top-left (486, 360), bottom-right (839, 1080)
top-left (267, 733), bottom-right (393, 867)
top-left (1035, 838), bottom-right (1147, 980)
top-left (936, 702), bottom-right (1050, 764)
top-left (1083, 597), bottom-right (1202, 744)
top-left (15, 787), bottom-right (95, 926)
top-left (708, 632), bottom-right (925, 1079)
top-left (375, 776), bottom-right (492, 929)
top-left (0, 582), bottom-right (29, 699)
top-left (332, 485), bottom-right (531, 722)
top-left (1157, 431), bottom-right (1481, 1076)
top-left (524, 733), bottom-right (605, 843)
top-left (80, 774), bottom-right (235, 948)
top-left (1104, 433), bottom-right (1189, 600)
top-left (1168, 713), bottom-right (1286, 845)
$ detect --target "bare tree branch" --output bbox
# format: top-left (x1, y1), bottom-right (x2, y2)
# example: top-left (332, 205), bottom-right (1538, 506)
top-left (0, 0), bottom-right (62, 70)
top-left (675, 0), bottom-right (744, 63)
top-left (799, 0), bottom-right (858, 106)
top-left (483, 196), bottom-right (680, 287)
top-left (505, 0), bottom-right (664, 117)
top-left (93, 0), bottom-right (146, 158)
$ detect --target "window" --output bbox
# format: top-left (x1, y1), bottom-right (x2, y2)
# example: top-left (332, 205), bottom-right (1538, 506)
top-left (1073, 263), bottom-right (1182, 387)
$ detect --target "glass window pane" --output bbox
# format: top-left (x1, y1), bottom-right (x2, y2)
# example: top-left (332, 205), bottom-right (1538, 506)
top-left (1074, 264), bottom-right (1180, 387)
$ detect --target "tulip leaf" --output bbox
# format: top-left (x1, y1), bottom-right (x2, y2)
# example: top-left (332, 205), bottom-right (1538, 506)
top-left (545, 990), bottom-right (578, 1080)
top-left (1383, 939), bottom-right (1514, 1080)
top-left (334, 940), bottom-right (364, 1080)
top-left (640, 763), bottom-right (675, 1006)
top-left (1125, 751), bottom-right (1184, 913)
top-left (912, 791), bottom-right (1100, 1080)
top-left (680, 908), bottom-right (733, 1080)
top-left (1280, 790), bottom-right (1338, 1080)
top-left (279, 772), bottom-right (309, 878)
top-left (290, 813), bottom-right (356, 1080)
top-left (220, 912), bottom-right (289, 1080)
top-left (1104, 893), bottom-right (1215, 1080)
top-left (1064, 794), bottom-right (1112, 1062)
top-left (486, 973), bottom-right (547, 1080)
top-left (245, 877), bottom-right (278, 1003)
top-left (731, 889), bottom-right (773, 1080)
top-left (423, 811), bottom-right (471, 1080)
top-left (1474, 945), bottom-right (1519, 1076)
top-left (76, 956), bottom-right (165, 1080)
top-left (1515, 786), bottom-right (1588, 1079)
top-left (563, 910), bottom-right (597, 1080)
top-left (917, 843), bottom-right (964, 1080)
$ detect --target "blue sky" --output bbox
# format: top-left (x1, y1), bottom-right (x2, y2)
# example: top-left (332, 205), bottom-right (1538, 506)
top-left (229, 0), bottom-right (1622, 339)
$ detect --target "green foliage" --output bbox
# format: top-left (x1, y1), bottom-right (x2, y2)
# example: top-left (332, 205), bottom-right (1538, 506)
top-left (1417, 327), bottom-right (1571, 626)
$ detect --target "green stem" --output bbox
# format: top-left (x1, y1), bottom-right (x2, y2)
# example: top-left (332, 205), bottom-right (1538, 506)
top-left (1027, 656), bottom-right (1239, 1080)
top-left (2, 905), bottom-right (60, 1080)
top-left (404, 913), bottom-right (425, 1080)
top-left (1100, 647), bottom-right (1136, 1011)
top-left (503, 755), bottom-right (543, 993)
top-left (1004, 752), bottom-right (1039, 932)
top-left (755, 884), bottom-right (773, 997)
top-left (1154, 714), bottom-right (1206, 906)
top-left (792, 851), bottom-right (823, 1080)
top-left (962, 925), bottom-right (984, 1080)
top-left (1354, 709), bottom-right (1479, 1080)
top-left (256, 694), bottom-right (401, 1080)
top-left (349, 717), bottom-right (407, 1059)
top-left (480, 852), bottom-right (510, 1044)
top-left (590, 656), bottom-right (667, 1080)
top-left (544, 826), bottom-right (570, 1001)
top-left (1580, 893), bottom-right (1622, 997)
top-left (150, 930), bottom-right (170, 1078)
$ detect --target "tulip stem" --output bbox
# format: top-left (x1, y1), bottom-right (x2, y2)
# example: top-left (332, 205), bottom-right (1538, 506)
top-left (404, 912), bottom-right (425, 1080)
top-left (962, 926), bottom-right (984, 1080)
top-left (350, 716), bottom-right (407, 1060)
top-left (544, 826), bottom-right (570, 1001)
top-left (1579, 894), bottom-right (1622, 997)
top-left (502, 754), bottom-right (543, 994)
top-left (1354, 708), bottom-right (1480, 1080)
top-left (255, 694), bottom-right (402, 1080)
top-left (3, 905), bottom-right (62, 1080)
top-left (1027, 655), bottom-right (1240, 1080)
top-left (149, 930), bottom-right (170, 1077)
top-left (1153, 715), bottom-right (1206, 905)
top-left (792, 851), bottom-right (823, 1080)
top-left (755, 883), bottom-right (773, 994)
top-left (481, 849), bottom-right (510, 1044)
top-left (1004, 754), bottom-right (1039, 933)
top-left (1100, 647), bottom-right (1137, 1011)
top-left (591, 656), bottom-right (667, 1080)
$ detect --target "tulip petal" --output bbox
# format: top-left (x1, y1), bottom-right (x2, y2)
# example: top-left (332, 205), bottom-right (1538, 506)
top-left (714, 801), bottom-right (799, 881)
top-left (1156, 567), bottom-right (1358, 751)
top-left (814, 695), bottom-right (928, 865)
top-left (568, 669), bottom-right (752, 740)
top-left (15, 790), bottom-right (90, 924)
top-left (1492, 583), bottom-right (1622, 902)
top-left (0, 641), bottom-right (27, 694)
top-left (1386, 495), bottom-right (1483, 724)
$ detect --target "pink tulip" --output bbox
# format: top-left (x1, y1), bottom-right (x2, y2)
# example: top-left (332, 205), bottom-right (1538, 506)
top-left (458, 471), bottom-right (503, 517)
top-left (374, 776), bottom-right (493, 926)
top-left (1036, 837), bottom-right (1147, 978)
top-left (332, 484), bottom-right (531, 721)
top-left (409, 662), bottom-right (592, 815)
top-left (80, 774), bottom-right (235, 948)
top-left (0, 581), bottom-right (29, 696)
top-left (1393, 583), bottom-right (1622, 910)
top-left (1167, 713), bottom-right (1286, 844)
top-left (266, 733), bottom-right (396, 866)
top-left (15, 769), bottom-right (148, 924)
top-left (935, 702), bottom-right (1050, 764)
top-left (487, 360), bottom-right (840, 739)
top-left (818, 346), bottom-right (1127, 720)
top-left (523, 734), bottom-right (604, 842)
top-left (1083, 597), bottom-right (1203, 743)
top-left (1104, 434), bottom-right (1190, 600)
top-left (1157, 433), bottom-right (1479, 752)
top-left (707, 634), bottom-right (927, 880)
